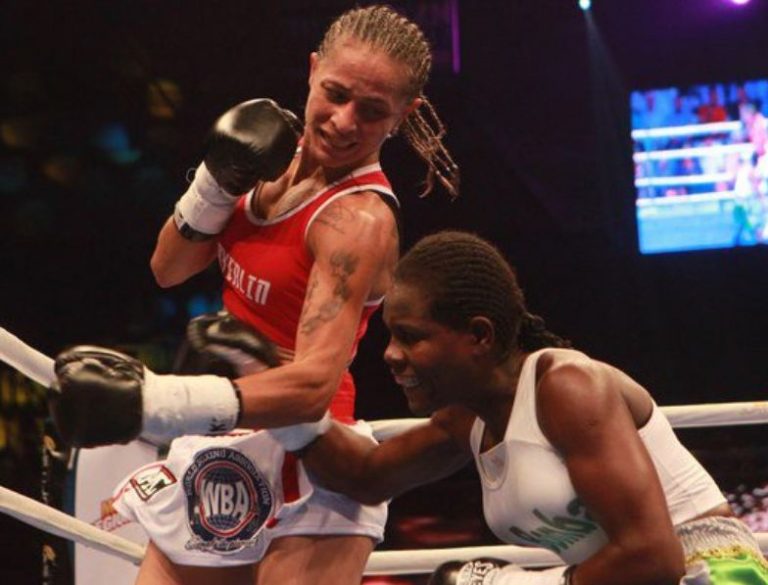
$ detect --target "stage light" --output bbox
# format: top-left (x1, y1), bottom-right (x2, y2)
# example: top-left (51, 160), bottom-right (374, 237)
top-left (729, 0), bottom-right (751, 4)
top-left (579, 0), bottom-right (591, 11)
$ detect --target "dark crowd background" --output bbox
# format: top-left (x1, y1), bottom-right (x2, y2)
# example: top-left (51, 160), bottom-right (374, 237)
top-left (1, 1), bottom-right (767, 584)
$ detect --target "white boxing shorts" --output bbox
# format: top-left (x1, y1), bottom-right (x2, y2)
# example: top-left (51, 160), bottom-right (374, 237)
top-left (112, 421), bottom-right (387, 567)
top-left (265, 420), bottom-right (388, 544)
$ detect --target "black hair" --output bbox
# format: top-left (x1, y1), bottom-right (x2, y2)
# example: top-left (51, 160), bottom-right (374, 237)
top-left (395, 231), bottom-right (571, 357)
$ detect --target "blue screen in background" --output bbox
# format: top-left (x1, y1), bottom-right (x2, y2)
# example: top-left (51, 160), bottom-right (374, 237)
top-left (631, 79), bottom-right (768, 254)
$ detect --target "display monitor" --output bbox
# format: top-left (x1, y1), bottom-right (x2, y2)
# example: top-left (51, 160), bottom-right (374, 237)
top-left (631, 79), bottom-right (768, 253)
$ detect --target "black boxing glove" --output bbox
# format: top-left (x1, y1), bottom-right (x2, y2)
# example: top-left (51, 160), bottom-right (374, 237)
top-left (205, 98), bottom-right (302, 191)
top-left (174, 98), bottom-right (302, 240)
top-left (428, 558), bottom-right (574, 585)
top-left (50, 345), bottom-right (241, 447)
top-left (187, 311), bottom-right (281, 376)
top-left (49, 347), bottom-right (144, 447)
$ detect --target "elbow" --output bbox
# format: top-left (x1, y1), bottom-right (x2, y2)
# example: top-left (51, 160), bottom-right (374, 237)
top-left (293, 372), bottom-right (342, 422)
top-left (330, 474), bottom-right (391, 506)
top-left (650, 536), bottom-right (686, 584)
top-left (150, 255), bottom-right (182, 288)
top-left (623, 537), bottom-right (685, 585)
top-left (154, 276), bottom-right (180, 289)
top-left (153, 272), bottom-right (176, 289)
top-left (644, 561), bottom-right (685, 585)
top-left (288, 384), bottom-right (333, 423)
top-left (655, 553), bottom-right (686, 585)
top-left (303, 400), bottom-right (333, 422)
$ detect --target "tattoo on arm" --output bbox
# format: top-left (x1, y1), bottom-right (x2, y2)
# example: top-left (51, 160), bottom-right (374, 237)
top-left (300, 251), bottom-right (360, 335)
top-left (313, 200), bottom-right (357, 235)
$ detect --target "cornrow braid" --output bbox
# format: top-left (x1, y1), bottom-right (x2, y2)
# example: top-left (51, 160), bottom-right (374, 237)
top-left (318, 5), bottom-right (431, 99)
top-left (318, 4), bottom-right (459, 198)
top-left (518, 312), bottom-right (572, 352)
top-left (396, 231), bottom-right (569, 357)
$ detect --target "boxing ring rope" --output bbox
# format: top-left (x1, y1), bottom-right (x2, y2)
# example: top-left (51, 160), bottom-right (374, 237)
top-left (0, 327), bottom-right (56, 388)
top-left (0, 486), bottom-right (146, 565)
top-left (3, 326), bottom-right (768, 574)
top-left (634, 142), bottom-right (754, 162)
top-left (2, 397), bottom-right (768, 576)
top-left (632, 120), bottom-right (741, 140)
top-left (364, 533), bottom-right (768, 576)
top-left (635, 172), bottom-right (734, 188)
top-left (3, 324), bottom-right (768, 433)
top-left (636, 191), bottom-right (738, 206)
top-left (369, 399), bottom-right (768, 441)
top-left (2, 482), bottom-right (768, 575)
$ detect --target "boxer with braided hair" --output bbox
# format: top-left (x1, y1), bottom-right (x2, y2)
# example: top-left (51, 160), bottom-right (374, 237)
top-left (300, 231), bottom-right (767, 585)
top-left (52, 5), bottom-right (459, 585)
top-left (317, 5), bottom-right (459, 198)
top-left (392, 229), bottom-right (570, 357)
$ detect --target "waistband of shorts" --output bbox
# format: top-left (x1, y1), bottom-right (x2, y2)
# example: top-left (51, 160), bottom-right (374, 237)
top-left (675, 516), bottom-right (768, 569)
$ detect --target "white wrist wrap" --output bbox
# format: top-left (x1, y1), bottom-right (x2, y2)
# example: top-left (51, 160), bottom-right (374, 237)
top-left (268, 411), bottom-right (332, 452)
top-left (174, 162), bottom-right (241, 236)
top-left (140, 370), bottom-right (240, 444)
top-left (490, 565), bottom-right (568, 585)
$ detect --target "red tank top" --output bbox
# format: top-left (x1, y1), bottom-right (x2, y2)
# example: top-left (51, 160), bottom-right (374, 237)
top-left (217, 162), bottom-right (397, 423)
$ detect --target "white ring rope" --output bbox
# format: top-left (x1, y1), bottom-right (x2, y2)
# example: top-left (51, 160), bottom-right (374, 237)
top-left (2, 325), bottom-right (768, 432)
top-left (636, 191), bottom-right (739, 207)
top-left (369, 397), bottom-right (768, 441)
top-left (0, 486), bottom-right (767, 575)
top-left (635, 172), bottom-right (734, 188)
top-left (0, 486), bottom-right (146, 565)
top-left (367, 532), bottom-right (767, 575)
top-left (632, 121), bottom-right (741, 140)
top-left (0, 327), bottom-right (56, 387)
top-left (634, 142), bottom-right (754, 162)
top-left (3, 325), bottom-right (768, 573)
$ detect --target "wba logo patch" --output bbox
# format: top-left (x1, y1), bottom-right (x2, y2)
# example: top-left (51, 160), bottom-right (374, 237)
top-left (183, 447), bottom-right (274, 555)
top-left (129, 464), bottom-right (177, 502)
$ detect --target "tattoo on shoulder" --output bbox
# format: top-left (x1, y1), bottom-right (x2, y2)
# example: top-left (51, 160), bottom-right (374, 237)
top-left (300, 251), bottom-right (360, 335)
top-left (313, 199), bottom-right (357, 235)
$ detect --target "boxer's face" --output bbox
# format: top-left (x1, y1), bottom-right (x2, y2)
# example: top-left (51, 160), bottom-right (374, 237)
top-left (304, 37), bottom-right (419, 173)
top-left (383, 281), bottom-right (477, 415)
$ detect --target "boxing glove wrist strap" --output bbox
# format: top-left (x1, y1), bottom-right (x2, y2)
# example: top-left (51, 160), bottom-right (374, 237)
top-left (140, 370), bottom-right (241, 444)
top-left (268, 411), bottom-right (332, 452)
top-left (173, 162), bottom-right (241, 239)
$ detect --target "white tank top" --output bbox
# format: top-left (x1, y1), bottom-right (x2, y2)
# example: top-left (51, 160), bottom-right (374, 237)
top-left (470, 349), bottom-right (726, 564)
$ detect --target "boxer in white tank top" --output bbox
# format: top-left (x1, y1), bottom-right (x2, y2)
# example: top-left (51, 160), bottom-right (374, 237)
top-left (298, 231), bottom-right (768, 585)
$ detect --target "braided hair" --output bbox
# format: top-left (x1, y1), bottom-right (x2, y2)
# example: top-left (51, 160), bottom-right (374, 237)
top-left (318, 5), bottom-right (460, 198)
top-left (395, 231), bottom-right (571, 358)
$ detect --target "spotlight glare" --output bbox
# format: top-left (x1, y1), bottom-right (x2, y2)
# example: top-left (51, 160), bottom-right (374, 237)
top-left (730, 0), bottom-right (750, 4)
top-left (579, 0), bottom-right (592, 11)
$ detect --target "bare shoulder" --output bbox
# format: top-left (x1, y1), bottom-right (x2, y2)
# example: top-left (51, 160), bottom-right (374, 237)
top-left (306, 190), bottom-right (398, 300)
top-left (536, 351), bottom-right (618, 442)
top-left (537, 350), bottom-right (607, 399)
top-left (309, 190), bottom-right (398, 246)
top-left (536, 350), bottom-right (652, 447)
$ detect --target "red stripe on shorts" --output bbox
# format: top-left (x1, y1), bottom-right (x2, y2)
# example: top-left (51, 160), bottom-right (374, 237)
top-left (281, 452), bottom-right (300, 504)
